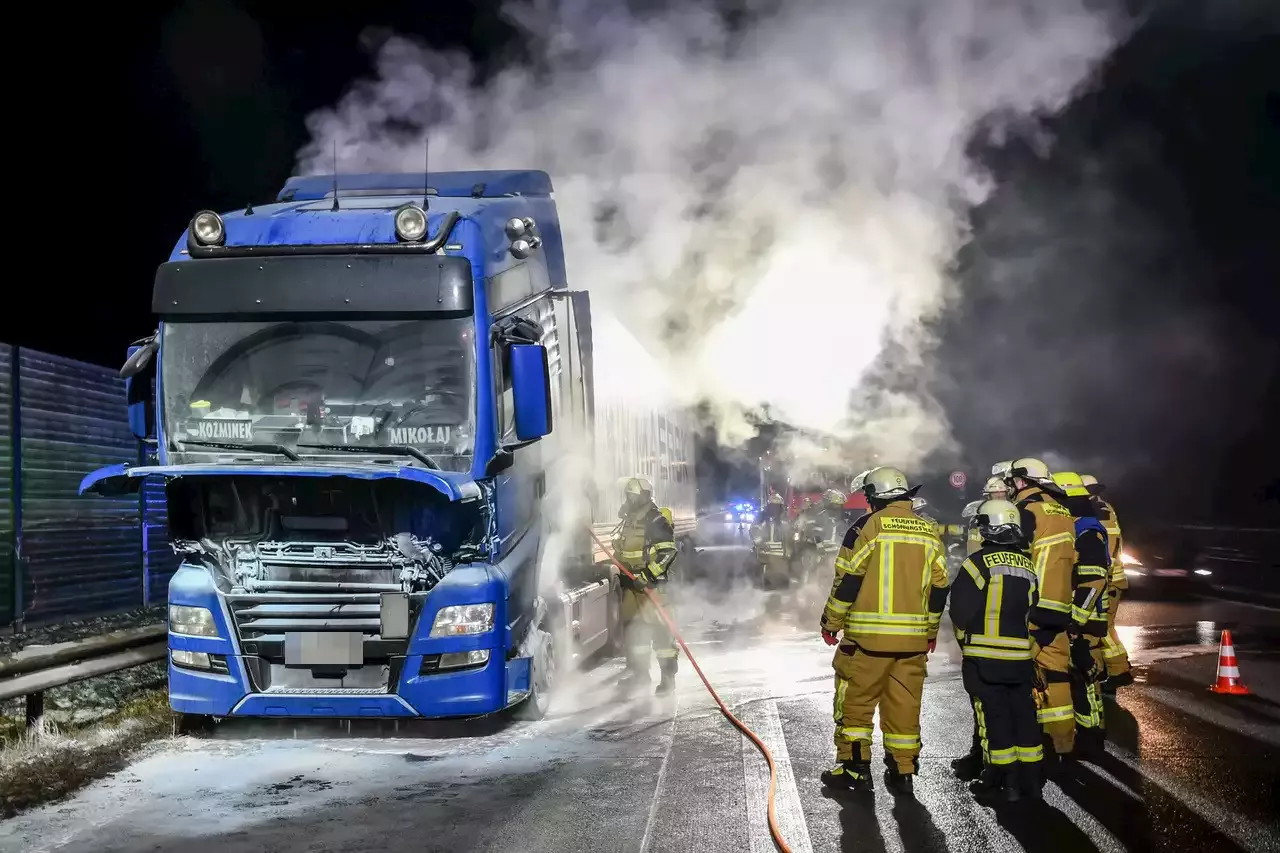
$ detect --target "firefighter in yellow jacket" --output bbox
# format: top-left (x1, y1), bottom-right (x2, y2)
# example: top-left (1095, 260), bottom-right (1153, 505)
top-left (1052, 471), bottom-right (1112, 759)
top-left (1004, 458), bottom-right (1079, 758)
top-left (612, 476), bottom-right (679, 695)
top-left (820, 466), bottom-right (949, 795)
top-left (1083, 473), bottom-right (1134, 690)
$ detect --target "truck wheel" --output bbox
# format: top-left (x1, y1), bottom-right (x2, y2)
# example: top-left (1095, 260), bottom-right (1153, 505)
top-left (512, 631), bottom-right (556, 721)
top-left (175, 713), bottom-right (216, 736)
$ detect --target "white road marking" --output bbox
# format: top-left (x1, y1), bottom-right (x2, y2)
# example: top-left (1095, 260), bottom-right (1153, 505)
top-left (639, 693), bottom-right (679, 853)
top-left (739, 698), bottom-right (815, 853)
top-left (1106, 742), bottom-right (1280, 851)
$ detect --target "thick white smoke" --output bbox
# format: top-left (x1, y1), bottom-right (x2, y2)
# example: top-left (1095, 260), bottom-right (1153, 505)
top-left (300, 0), bottom-right (1123, 470)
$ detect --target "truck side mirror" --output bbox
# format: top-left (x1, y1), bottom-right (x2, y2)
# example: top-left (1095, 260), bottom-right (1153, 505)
top-left (510, 343), bottom-right (553, 442)
top-left (123, 341), bottom-right (157, 441)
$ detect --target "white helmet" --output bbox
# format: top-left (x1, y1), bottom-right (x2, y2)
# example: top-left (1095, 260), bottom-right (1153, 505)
top-left (824, 489), bottom-right (847, 507)
top-left (991, 460), bottom-right (1013, 478)
top-left (960, 499), bottom-right (982, 520)
top-left (621, 476), bottom-right (654, 498)
top-left (911, 496), bottom-right (929, 513)
top-left (1009, 457), bottom-right (1053, 488)
top-left (768, 492), bottom-right (785, 505)
top-left (861, 466), bottom-right (915, 501)
top-left (1080, 473), bottom-right (1104, 496)
top-left (982, 476), bottom-right (1009, 498)
top-left (976, 499), bottom-right (1022, 544)
top-left (850, 469), bottom-right (872, 493)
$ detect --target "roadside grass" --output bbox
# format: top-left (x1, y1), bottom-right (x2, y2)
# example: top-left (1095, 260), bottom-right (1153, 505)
top-left (0, 690), bottom-right (176, 818)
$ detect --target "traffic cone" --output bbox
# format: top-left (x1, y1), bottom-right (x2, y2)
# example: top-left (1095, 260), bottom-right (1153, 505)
top-left (1209, 630), bottom-right (1250, 695)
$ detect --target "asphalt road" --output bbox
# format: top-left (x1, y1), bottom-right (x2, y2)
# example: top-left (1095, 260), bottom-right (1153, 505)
top-left (2, 523), bottom-right (1277, 853)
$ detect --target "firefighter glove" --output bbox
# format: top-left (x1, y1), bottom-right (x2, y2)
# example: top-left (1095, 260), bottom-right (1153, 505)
top-left (927, 638), bottom-right (936, 654)
top-left (821, 630), bottom-right (839, 646)
top-left (1070, 636), bottom-right (1097, 679)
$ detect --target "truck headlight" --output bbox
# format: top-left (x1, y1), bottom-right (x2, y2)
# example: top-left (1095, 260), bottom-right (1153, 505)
top-left (430, 603), bottom-right (495, 637)
top-left (394, 204), bottom-right (429, 242)
top-left (171, 649), bottom-right (212, 669)
top-left (190, 210), bottom-right (225, 246)
top-left (169, 604), bottom-right (219, 637)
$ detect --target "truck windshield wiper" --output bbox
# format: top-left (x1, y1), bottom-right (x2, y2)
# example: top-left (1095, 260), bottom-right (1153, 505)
top-left (296, 443), bottom-right (440, 471)
top-left (177, 439), bottom-right (300, 461)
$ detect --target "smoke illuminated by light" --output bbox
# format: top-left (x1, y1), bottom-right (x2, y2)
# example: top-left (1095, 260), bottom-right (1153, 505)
top-left (300, 0), bottom-right (1122, 469)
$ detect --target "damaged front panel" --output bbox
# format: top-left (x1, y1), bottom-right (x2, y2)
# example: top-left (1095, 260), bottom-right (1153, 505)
top-left (167, 476), bottom-right (491, 694)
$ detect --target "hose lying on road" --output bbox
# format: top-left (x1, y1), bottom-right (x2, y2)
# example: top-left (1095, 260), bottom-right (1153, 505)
top-left (587, 529), bottom-right (794, 853)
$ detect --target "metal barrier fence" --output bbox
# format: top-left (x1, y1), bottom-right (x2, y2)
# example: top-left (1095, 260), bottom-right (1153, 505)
top-left (1, 344), bottom-right (177, 630)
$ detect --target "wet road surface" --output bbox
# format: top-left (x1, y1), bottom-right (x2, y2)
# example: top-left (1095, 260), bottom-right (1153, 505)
top-left (2, 524), bottom-right (1277, 853)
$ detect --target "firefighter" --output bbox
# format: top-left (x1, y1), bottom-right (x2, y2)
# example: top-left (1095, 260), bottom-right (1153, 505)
top-left (950, 499), bottom-right (1044, 801)
top-left (819, 466), bottom-right (949, 795)
top-left (1053, 471), bottom-right (1112, 758)
top-left (794, 490), bottom-right (853, 584)
top-left (752, 493), bottom-right (790, 587)
top-left (1004, 458), bottom-right (1080, 760)
top-left (1083, 473), bottom-right (1134, 690)
top-left (612, 476), bottom-right (680, 695)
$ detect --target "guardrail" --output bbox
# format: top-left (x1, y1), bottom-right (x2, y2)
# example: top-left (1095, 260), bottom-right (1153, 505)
top-left (0, 624), bottom-right (166, 728)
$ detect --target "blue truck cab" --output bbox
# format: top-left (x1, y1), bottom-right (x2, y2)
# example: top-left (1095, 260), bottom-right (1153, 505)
top-left (80, 170), bottom-right (606, 723)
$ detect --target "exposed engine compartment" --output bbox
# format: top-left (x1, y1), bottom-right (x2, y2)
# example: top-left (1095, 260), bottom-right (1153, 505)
top-left (165, 476), bottom-right (493, 694)
top-left (166, 476), bottom-right (489, 594)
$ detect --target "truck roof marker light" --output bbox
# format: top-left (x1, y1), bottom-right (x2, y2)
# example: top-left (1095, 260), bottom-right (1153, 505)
top-left (506, 216), bottom-right (543, 259)
top-left (394, 204), bottom-right (429, 242)
top-left (189, 210), bottom-right (225, 248)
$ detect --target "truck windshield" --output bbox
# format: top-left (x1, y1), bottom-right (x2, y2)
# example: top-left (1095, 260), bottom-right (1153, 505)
top-left (161, 318), bottom-right (476, 472)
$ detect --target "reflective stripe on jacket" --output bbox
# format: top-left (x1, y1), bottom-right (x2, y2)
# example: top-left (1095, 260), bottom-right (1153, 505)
top-left (822, 501), bottom-right (949, 653)
top-left (951, 545), bottom-right (1038, 667)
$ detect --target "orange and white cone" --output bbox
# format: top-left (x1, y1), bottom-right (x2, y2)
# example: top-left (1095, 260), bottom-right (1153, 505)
top-left (1209, 629), bottom-right (1250, 695)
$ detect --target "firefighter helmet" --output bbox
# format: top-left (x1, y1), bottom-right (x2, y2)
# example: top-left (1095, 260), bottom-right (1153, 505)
top-left (982, 476), bottom-right (1009, 499)
top-left (911, 496), bottom-right (929, 513)
top-left (622, 476), bottom-right (654, 498)
top-left (861, 466), bottom-right (915, 500)
top-left (850, 469), bottom-right (871, 493)
top-left (1051, 471), bottom-right (1091, 497)
top-left (1081, 473), bottom-right (1105, 495)
top-left (824, 489), bottom-right (846, 507)
top-left (768, 493), bottom-right (784, 505)
top-left (991, 460), bottom-right (1013, 478)
top-left (961, 499), bottom-right (982, 520)
top-left (976, 499), bottom-right (1022, 544)
top-left (1009, 457), bottom-right (1053, 487)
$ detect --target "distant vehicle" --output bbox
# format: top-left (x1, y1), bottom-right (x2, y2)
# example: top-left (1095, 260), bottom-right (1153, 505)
top-left (723, 500), bottom-right (756, 524)
top-left (1118, 542), bottom-right (1213, 598)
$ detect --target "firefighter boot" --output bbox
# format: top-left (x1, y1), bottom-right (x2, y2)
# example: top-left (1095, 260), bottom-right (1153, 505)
top-left (617, 654), bottom-right (650, 694)
top-left (1016, 762), bottom-right (1044, 801)
top-left (821, 760), bottom-right (873, 793)
top-left (971, 766), bottom-right (1018, 803)
top-left (884, 767), bottom-right (915, 797)
top-left (655, 657), bottom-right (678, 696)
top-left (951, 736), bottom-right (983, 782)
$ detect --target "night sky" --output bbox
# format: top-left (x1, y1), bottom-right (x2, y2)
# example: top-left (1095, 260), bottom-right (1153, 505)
top-left (8, 0), bottom-right (1277, 527)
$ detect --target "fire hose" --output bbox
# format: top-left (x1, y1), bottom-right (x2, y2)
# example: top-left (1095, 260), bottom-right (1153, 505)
top-left (587, 529), bottom-right (794, 853)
